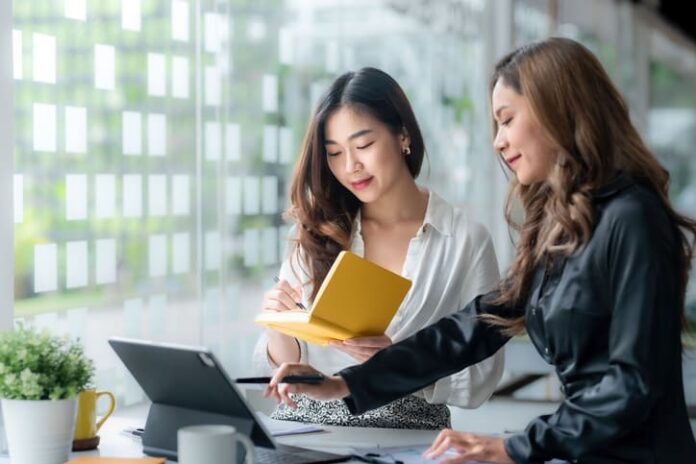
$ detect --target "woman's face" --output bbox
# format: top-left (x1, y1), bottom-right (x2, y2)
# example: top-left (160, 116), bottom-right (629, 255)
top-left (324, 106), bottom-right (411, 203)
top-left (492, 79), bottom-right (557, 185)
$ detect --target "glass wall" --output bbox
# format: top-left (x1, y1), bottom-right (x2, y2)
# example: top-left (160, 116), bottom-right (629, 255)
top-left (8, 0), bottom-right (696, 407)
top-left (10, 0), bottom-right (504, 406)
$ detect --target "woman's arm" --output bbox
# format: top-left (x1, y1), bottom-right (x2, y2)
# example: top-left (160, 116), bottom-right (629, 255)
top-left (252, 233), bottom-right (310, 373)
top-left (265, 291), bottom-right (517, 408)
top-left (340, 292), bottom-right (515, 414)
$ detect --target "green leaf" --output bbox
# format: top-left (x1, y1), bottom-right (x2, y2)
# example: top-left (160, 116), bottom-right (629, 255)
top-left (0, 324), bottom-right (94, 400)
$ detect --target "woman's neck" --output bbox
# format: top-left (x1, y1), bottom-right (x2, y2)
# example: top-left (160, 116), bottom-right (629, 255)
top-left (361, 180), bottom-right (429, 226)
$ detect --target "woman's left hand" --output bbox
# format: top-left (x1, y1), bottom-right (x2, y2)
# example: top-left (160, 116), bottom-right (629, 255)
top-left (329, 335), bottom-right (392, 363)
top-left (423, 430), bottom-right (514, 464)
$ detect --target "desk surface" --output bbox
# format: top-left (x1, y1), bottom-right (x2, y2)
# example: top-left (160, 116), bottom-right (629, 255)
top-left (0, 414), bottom-right (440, 463)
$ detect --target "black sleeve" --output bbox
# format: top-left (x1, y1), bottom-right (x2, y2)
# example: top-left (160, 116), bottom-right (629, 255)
top-left (339, 292), bottom-right (516, 414)
top-left (504, 198), bottom-right (679, 462)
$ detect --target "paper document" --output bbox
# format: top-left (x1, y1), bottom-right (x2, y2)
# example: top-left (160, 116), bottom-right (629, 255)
top-left (352, 445), bottom-right (479, 463)
top-left (257, 412), bottom-right (324, 436)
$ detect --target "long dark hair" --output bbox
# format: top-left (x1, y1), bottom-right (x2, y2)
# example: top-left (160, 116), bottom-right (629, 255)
top-left (481, 37), bottom-right (696, 335)
top-left (286, 67), bottom-right (425, 300)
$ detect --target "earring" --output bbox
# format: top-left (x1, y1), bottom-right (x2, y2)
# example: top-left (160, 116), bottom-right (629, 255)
top-left (402, 146), bottom-right (411, 156)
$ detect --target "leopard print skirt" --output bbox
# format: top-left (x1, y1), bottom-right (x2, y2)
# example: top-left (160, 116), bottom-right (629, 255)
top-left (271, 394), bottom-right (450, 430)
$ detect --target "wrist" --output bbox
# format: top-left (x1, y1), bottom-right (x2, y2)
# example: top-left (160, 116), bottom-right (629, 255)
top-left (332, 375), bottom-right (350, 398)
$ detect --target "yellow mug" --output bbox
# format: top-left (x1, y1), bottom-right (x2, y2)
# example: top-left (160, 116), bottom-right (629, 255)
top-left (73, 389), bottom-right (116, 440)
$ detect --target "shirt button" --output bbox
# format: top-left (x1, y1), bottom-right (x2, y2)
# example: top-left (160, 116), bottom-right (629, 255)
top-left (531, 307), bottom-right (537, 315)
top-left (544, 347), bottom-right (550, 355)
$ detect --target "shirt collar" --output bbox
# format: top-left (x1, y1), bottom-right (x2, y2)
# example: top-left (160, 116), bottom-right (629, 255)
top-left (593, 172), bottom-right (635, 200)
top-left (352, 189), bottom-right (453, 239)
top-left (421, 190), bottom-right (453, 236)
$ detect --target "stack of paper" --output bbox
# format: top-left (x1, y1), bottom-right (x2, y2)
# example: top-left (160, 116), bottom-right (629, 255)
top-left (257, 412), bottom-right (324, 436)
top-left (351, 445), bottom-right (469, 464)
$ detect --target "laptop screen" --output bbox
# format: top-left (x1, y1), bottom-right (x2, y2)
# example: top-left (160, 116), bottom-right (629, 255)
top-left (108, 337), bottom-right (276, 450)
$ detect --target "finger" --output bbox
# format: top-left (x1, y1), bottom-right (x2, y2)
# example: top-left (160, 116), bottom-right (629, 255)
top-left (292, 285), bottom-right (304, 302)
top-left (423, 434), bottom-right (452, 460)
top-left (329, 343), bottom-right (373, 359)
top-left (274, 279), bottom-right (294, 293)
top-left (270, 363), bottom-right (323, 387)
top-left (423, 432), bottom-right (445, 458)
top-left (261, 292), bottom-right (293, 312)
top-left (276, 281), bottom-right (303, 305)
top-left (268, 362), bottom-right (300, 388)
top-left (277, 383), bottom-right (297, 409)
top-left (329, 342), bottom-right (370, 362)
top-left (271, 288), bottom-right (301, 310)
top-left (263, 384), bottom-right (282, 404)
top-left (425, 430), bottom-right (471, 459)
top-left (263, 292), bottom-right (298, 312)
top-left (343, 335), bottom-right (391, 347)
top-left (261, 300), bottom-right (289, 312)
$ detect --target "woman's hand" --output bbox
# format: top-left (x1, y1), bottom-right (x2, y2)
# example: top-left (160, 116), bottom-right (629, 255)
top-left (263, 363), bottom-right (350, 409)
top-left (423, 430), bottom-right (514, 464)
top-left (260, 279), bottom-right (304, 312)
top-left (261, 279), bottom-right (305, 366)
top-left (329, 335), bottom-right (392, 363)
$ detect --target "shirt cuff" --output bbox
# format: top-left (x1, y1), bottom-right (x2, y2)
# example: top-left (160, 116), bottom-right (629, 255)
top-left (503, 433), bottom-right (531, 463)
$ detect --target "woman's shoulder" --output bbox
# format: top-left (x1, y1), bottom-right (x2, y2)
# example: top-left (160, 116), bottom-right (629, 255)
top-left (598, 179), bottom-right (668, 228)
top-left (596, 180), bottom-right (677, 252)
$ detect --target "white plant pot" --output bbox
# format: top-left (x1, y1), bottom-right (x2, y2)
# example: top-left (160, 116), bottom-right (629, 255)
top-left (1, 397), bottom-right (78, 464)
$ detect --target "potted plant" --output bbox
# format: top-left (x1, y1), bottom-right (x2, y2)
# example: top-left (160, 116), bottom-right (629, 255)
top-left (0, 324), bottom-right (94, 464)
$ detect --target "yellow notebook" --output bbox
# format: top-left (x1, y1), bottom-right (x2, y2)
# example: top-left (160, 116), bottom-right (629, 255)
top-left (255, 251), bottom-right (412, 345)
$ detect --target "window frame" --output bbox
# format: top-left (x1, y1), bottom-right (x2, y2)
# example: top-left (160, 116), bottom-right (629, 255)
top-left (1, 0), bottom-right (14, 331)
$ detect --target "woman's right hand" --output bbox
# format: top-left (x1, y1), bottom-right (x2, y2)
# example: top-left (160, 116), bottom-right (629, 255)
top-left (261, 279), bottom-right (304, 312)
top-left (263, 363), bottom-right (350, 408)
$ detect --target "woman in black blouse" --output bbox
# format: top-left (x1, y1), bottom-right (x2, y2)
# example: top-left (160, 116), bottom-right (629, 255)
top-left (265, 37), bottom-right (696, 463)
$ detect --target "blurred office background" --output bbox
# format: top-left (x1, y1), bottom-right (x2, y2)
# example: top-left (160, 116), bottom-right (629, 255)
top-left (1, 0), bottom-right (695, 429)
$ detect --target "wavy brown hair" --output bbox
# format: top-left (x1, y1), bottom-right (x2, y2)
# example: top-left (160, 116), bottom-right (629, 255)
top-left (481, 37), bottom-right (696, 336)
top-left (286, 67), bottom-right (425, 300)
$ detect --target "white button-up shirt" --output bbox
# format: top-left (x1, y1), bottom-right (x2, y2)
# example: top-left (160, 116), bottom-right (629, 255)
top-left (253, 190), bottom-right (504, 408)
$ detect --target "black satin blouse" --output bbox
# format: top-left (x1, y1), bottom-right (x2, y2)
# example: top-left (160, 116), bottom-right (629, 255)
top-left (340, 174), bottom-right (696, 463)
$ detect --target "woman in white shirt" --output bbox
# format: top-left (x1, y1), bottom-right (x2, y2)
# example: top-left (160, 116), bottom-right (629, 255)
top-left (253, 67), bottom-right (504, 429)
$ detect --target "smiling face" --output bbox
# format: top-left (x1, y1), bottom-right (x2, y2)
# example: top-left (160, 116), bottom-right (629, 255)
top-left (492, 78), bottom-right (558, 185)
top-left (324, 106), bottom-right (412, 203)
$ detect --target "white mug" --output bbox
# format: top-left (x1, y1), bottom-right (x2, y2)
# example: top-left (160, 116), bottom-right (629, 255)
top-left (177, 424), bottom-right (255, 464)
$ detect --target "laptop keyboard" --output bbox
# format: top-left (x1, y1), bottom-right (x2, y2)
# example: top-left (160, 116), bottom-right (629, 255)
top-left (255, 444), bottom-right (349, 464)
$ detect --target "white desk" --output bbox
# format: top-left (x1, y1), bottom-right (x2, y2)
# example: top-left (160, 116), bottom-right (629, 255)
top-left (0, 413), bottom-right (440, 463)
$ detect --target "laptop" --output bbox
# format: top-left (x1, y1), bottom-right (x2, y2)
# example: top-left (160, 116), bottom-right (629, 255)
top-left (109, 337), bottom-right (350, 463)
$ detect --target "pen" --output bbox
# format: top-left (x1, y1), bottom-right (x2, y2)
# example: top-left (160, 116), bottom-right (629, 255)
top-left (235, 374), bottom-right (326, 385)
top-left (272, 276), bottom-right (307, 310)
top-left (122, 427), bottom-right (145, 438)
top-left (273, 276), bottom-right (307, 311)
